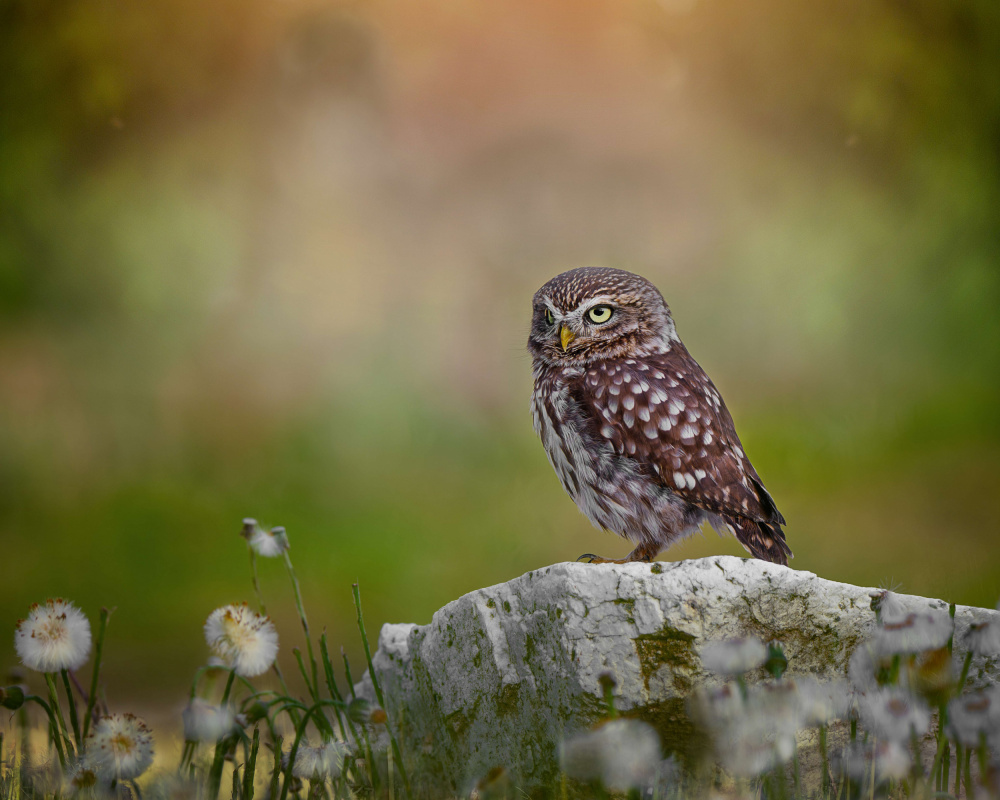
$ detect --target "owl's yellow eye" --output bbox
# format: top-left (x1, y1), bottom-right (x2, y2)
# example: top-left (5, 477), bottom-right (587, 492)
top-left (544, 309), bottom-right (555, 325)
top-left (587, 305), bottom-right (613, 324)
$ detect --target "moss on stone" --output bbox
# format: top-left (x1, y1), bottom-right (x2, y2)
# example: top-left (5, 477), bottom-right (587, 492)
top-left (633, 624), bottom-right (698, 692)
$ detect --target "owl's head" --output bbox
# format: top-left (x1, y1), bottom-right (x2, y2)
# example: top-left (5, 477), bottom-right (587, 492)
top-left (528, 267), bottom-right (678, 367)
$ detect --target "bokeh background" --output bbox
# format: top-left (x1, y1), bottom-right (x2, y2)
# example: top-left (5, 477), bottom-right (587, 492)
top-left (2, 0), bottom-right (998, 714)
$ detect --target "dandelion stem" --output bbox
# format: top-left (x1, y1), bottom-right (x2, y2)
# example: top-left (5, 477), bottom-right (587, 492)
top-left (819, 724), bottom-right (831, 795)
top-left (352, 582), bottom-right (412, 800)
top-left (930, 703), bottom-right (949, 791)
top-left (943, 739), bottom-right (951, 792)
top-left (83, 608), bottom-right (111, 740)
top-left (25, 694), bottom-right (65, 768)
top-left (59, 670), bottom-right (82, 748)
top-left (319, 635), bottom-right (371, 791)
top-left (43, 673), bottom-right (74, 758)
top-left (249, 550), bottom-right (267, 616)
top-left (283, 552), bottom-right (320, 701)
top-left (954, 743), bottom-right (962, 797)
top-left (220, 670), bottom-right (237, 707)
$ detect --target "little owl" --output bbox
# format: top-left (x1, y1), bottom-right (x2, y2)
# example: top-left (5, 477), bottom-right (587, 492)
top-left (528, 267), bottom-right (791, 565)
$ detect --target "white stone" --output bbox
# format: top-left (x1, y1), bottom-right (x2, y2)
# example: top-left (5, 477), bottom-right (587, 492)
top-left (355, 558), bottom-right (999, 796)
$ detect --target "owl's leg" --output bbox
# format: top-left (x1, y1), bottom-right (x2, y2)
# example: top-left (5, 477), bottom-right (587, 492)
top-left (577, 541), bottom-right (660, 564)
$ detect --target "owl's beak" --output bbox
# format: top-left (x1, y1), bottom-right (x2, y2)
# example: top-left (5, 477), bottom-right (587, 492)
top-left (560, 325), bottom-right (576, 351)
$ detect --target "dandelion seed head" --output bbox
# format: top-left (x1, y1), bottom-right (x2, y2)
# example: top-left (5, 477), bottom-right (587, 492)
top-left (204, 604), bottom-right (278, 677)
top-left (65, 761), bottom-right (101, 794)
top-left (84, 713), bottom-right (155, 781)
top-left (963, 619), bottom-right (1000, 658)
top-left (835, 741), bottom-right (911, 784)
top-left (795, 677), bottom-right (851, 726)
top-left (243, 521), bottom-right (290, 558)
top-left (559, 719), bottom-right (660, 790)
top-left (946, 687), bottom-right (1000, 747)
top-left (870, 590), bottom-right (908, 624)
top-left (286, 740), bottom-right (351, 780)
top-left (873, 611), bottom-right (953, 655)
top-left (861, 688), bottom-right (930, 742)
top-left (699, 637), bottom-right (768, 676)
top-left (14, 599), bottom-right (92, 673)
top-left (181, 699), bottom-right (238, 742)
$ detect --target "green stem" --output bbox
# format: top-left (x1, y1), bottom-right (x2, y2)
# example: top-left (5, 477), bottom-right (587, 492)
top-left (25, 694), bottom-right (66, 768)
top-left (249, 549), bottom-right (267, 616)
top-left (278, 702), bottom-right (342, 800)
top-left (284, 552), bottom-right (320, 701)
top-left (353, 583), bottom-right (411, 800)
top-left (207, 672), bottom-right (239, 800)
top-left (60, 670), bottom-right (82, 748)
top-left (819, 724), bottom-right (831, 796)
top-left (954, 743), bottom-right (962, 797)
top-left (319, 635), bottom-right (370, 791)
top-left (243, 727), bottom-right (260, 800)
top-left (293, 648), bottom-right (318, 703)
top-left (82, 608), bottom-right (111, 740)
top-left (269, 735), bottom-right (283, 800)
top-left (44, 673), bottom-right (74, 758)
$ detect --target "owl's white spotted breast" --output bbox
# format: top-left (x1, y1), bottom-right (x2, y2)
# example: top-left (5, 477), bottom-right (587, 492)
top-left (531, 363), bottom-right (694, 549)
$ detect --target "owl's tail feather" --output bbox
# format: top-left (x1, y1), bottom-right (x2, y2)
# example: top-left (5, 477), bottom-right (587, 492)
top-left (731, 517), bottom-right (792, 566)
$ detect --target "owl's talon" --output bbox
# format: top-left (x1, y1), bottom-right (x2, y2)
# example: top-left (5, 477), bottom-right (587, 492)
top-left (577, 553), bottom-right (624, 564)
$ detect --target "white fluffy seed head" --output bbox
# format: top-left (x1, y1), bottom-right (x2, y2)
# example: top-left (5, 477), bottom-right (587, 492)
top-left (84, 713), bottom-right (155, 781)
top-left (204, 604), bottom-right (279, 677)
top-left (14, 599), bottom-right (92, 673)
top-left (699, 637), bottom-right (768, 676)
top-left (946, 687), bottom-right (1000, 747)
top-left (559, 719), bottom-right (660, 791)
top-left (873, 611), bottom-right (953, 655)
top-left (287, 740), bottom-right (351, 779)
top-left (963, 620), bottom-right (1000, 658)
top-left (241, 520), bottom-right (290, 558)
top-left (861, 688), bottom-right (930, 742)
top-left (182, 699), bottom-right (239, 742)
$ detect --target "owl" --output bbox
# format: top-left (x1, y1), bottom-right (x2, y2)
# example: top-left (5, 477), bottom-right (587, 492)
top-left (528, 267), bottom-right (791, 565)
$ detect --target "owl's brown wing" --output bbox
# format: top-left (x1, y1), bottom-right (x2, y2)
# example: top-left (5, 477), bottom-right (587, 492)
top-left (571, 345), bottom-right (790, 563)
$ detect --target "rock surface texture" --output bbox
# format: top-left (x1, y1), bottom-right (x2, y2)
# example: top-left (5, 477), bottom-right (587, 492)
top-left (354, 557), bottom-right (998, 797)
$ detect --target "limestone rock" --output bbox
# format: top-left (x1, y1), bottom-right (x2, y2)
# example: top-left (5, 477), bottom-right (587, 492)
top-left (354, 556), bottom-right (999, 796)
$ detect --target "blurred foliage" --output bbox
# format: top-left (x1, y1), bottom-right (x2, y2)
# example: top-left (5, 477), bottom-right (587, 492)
top-left (1, 0), bottom-right (998, 706)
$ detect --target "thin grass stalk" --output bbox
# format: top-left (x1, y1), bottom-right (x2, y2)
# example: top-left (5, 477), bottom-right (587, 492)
top-left (232, 763), bottom-right (242, 800)
top-left (293, 649), bottom-right (318, 704)
top-left (820, 724), bottom-right (831, 796)
top-left (283, 552), bottom-right (320, 700)
top-left (82, 608), bottom-right (111, 740)
top-left (943, 740), bottom-right (951, 793)
top-left (954, 743), bottom-right (963, 797)
top-left (243, 728), bottom-right (260, 800)
top-left (59, 670), bottom-right (81, 748)
top-left (964, 748), bottom-right (972, 795)
top-left (317, 636), bottom-right (352, 743)
top-left (352, 583), bottom-right (411, 800)
top-left (319, 636), bottom-right (373, 792)
top-left (869, 737), bottom-right (877, 800)
top-left (955, 652), bottom-right (973, 695)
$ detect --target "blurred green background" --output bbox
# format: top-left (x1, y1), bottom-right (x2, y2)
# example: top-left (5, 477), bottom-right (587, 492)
top-left (1, 0), bottom-right (998, 714)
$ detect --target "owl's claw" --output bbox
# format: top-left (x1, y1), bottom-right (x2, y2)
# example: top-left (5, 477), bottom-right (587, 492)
top-left (577, 553), bottom-right (623, 564)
